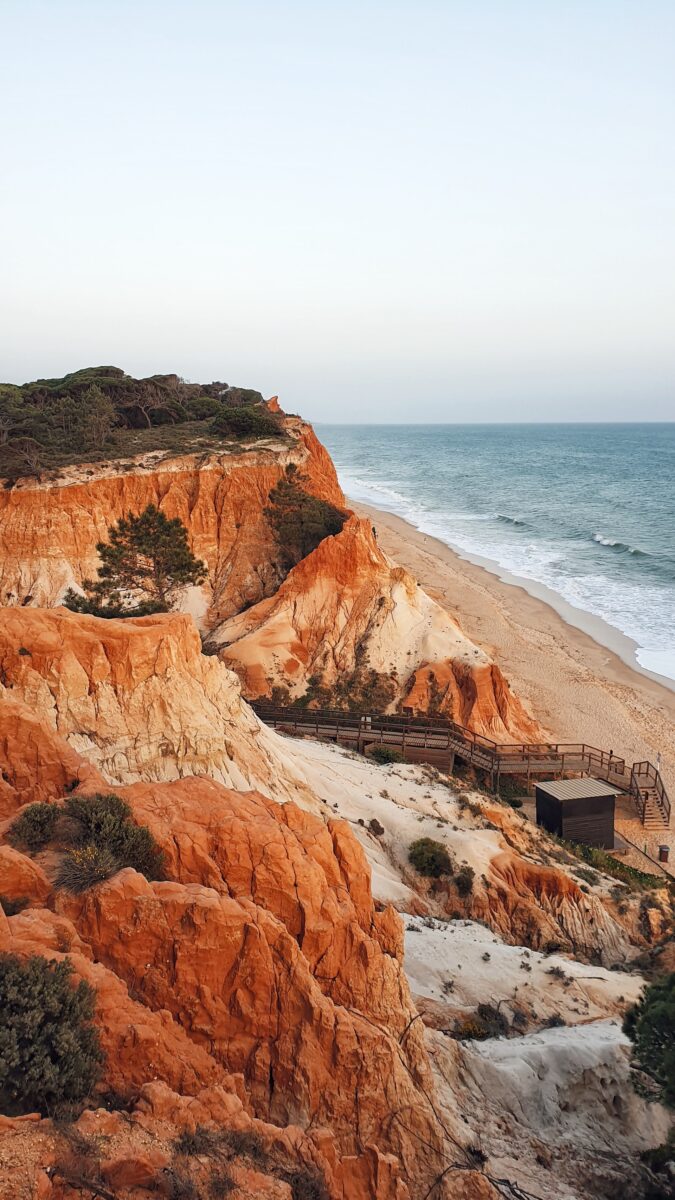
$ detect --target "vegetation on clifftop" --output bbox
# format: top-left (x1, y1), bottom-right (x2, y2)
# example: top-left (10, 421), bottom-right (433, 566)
top-left (0, 366), bottom-right (285, 478)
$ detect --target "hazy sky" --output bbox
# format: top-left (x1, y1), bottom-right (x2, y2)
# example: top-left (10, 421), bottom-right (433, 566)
top-left (2, 1), bottom-right (674, 422)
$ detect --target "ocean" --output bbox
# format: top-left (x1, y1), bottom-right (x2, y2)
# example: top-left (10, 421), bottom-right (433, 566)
top-left (317, 423), bottom-right (675, 685)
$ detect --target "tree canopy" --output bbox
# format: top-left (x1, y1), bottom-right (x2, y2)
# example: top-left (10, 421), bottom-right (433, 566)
top-left (265, 465), bottom-right (346, 570)
top-left (64, 504), bottom-right (207, 617)
top-left (0, 367), bottom-right (279, 478)
top-left (624, 972), bottom-right (675, 1107)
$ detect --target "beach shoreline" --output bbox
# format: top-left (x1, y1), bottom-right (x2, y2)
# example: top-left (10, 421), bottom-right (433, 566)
top-left (353, 499), bottom-right (675, 828)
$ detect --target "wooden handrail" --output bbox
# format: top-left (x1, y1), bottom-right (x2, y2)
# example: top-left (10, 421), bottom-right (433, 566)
top-left (252, 701), bottom-right (669, 826)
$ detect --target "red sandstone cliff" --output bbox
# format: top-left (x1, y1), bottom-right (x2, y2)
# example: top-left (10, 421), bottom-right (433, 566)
top-left (212, 516), bottom-right (540, 741)
top-left (0, 411), bottom-right (540, 738)
top-left (0, 416), bottom-right (343, 623)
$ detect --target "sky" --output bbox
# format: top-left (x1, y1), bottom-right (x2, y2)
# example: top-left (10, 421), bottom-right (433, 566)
top-left (1, 1), bottom-right (674, 422)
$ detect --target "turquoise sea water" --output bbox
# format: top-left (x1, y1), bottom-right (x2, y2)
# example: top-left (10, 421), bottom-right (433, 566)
top-left (317, 424), bottom-right (675, 684)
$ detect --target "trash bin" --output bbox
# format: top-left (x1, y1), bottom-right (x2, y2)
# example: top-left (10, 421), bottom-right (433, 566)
top-left (658, 844), bottom-right (670, 863)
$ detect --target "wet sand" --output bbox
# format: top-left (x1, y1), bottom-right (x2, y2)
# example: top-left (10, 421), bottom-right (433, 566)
top-left (355, 500), bottom-right (675, 866)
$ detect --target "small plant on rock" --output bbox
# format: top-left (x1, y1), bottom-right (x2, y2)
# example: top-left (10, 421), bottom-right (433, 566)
top-left (455, 864), bottom-right (475, 896)
top-left (0, 953), bottom-right (102, 1115)
top-left (408, 837), bottom-right (453, 878)
top-left (8, 802), bottom-right (59, 852)
top-left (368, 745), bottom-right (405, 766)
top-left (64, 793), bottom-right (165, 880)
top-left (55, 846), bottom-right (118, 893)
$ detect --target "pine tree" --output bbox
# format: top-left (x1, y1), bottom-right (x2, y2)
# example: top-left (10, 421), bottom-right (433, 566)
top-left (265, 466), bottom-right (346, 569)
top-left (65, 504), bottom-right (207, 617)
top-left (624, 972), bottom-right (675, 1107)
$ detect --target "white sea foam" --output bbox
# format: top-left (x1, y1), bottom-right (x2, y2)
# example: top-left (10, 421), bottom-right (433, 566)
top-left (344, 483), bottom-right (675, 684)
top-left (325, 422), bottom-right (675, 686)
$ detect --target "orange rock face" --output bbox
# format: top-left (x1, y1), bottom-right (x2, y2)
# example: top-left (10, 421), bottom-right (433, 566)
top-left (0, 670), bottom-right (446, 1196)
top-left (0, 607), bottom-right (316, 799)
top-left (214, 516), bottom-right (539, 740)
top-left (105, 777), bottom-right (413, 1030)
top-left (56, 868), bottom-right (442, 1174)
top-left (0, 416), bottom-right (343, 622)
top-left (0, 692), bottom-right (93, 819)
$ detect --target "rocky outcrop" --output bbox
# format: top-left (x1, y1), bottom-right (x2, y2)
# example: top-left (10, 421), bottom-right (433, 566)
top-left (0, 691), bottom-right (93, 819)
top-left (103, 777), bottom-right (412, 1032)
top-left (212, 516), bottom-right (540, 741)
top-left (0, 416), bottom-right (343, 623)
top-left (0, 607), bottom-right (315, 800)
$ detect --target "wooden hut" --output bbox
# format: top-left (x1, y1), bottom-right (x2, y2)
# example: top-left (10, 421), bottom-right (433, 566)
top-left (535, 778), bottom-right (618, 848)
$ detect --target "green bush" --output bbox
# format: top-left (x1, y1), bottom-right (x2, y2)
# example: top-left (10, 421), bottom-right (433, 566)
top-left (8, 802), bottom-right (59, 852)
top-left (265, 465), bottom-right (346, 569)
top-left (455, 864), bottom-right (475, 896)
top-left (210, 405), bottom-right (282, 440)
top-left (55, 846), bottom-right (118, 893)
top-left (408, 838), bottom-right (453, 878)
top-left (0, 953), bottom-right (102, 1115)
top-left (369, 745), bottom-right (405, 765)
top-left (567, 841), bottom-right (668, 892)
top-left (64, 504), bottom-right (207, 618)
top-left (624, 973), bottom-right (675, 1107)
top-left (63, 793), bottom-right (164, 880)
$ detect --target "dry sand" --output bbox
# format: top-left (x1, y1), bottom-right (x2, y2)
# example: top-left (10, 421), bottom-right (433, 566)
top-left (355, 500), bottom-right (675, 866)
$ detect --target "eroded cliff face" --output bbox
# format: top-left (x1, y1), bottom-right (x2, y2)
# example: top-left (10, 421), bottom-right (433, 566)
top-left (0, 410), bottom-right (539, 738)
top-left (0, 770), bottom-right (446, 1196)
top-left (0, 605), bottom-right (671, 1199)
top-left (211, 516), bottom-right (540, 741)
top-left (0, 607), bottom-right (316, 801)
top-left (0, 416), bottom-right (343, 623)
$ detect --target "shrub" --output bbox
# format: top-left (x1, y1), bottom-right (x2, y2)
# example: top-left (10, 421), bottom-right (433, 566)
top-left (624, 973), bottom-right (675, 1107)
top-left (174, 1125), bottom-right (226, 1157)
top-left (281, 1168), bottom-right (330, 1200)
top-left (64, 504), bottom-right (207, 618)
top-left (0, 954), bottom-right (102, 1115)
top-left (369, 817), bottom-right (385, 836)
top-left (455, 865), bottom-right (475, 896)
top-left (547, 964), bottom-right (567, 980)
top-left (210, 405), bottom-right (283, 440)
top-left (265, 465), bottom-right (346, 569)
top-left (8, 802), bottom-right (59, 852)
top-left (0, 895), bottom-right (29, 917)
top-left (163, 1169), bottom-right (201, 1200)
top-left (209, 1171), bottom-right (236, 1198)
top-left (408, 838), bottom-right (453, 878)
top-left (369, 745), bottom-right (404, 766)
top-left (64, 793), bottom-right (165, 880)
top-left (55, 846), bottom-right (118, 893)
top-left (476, 1003), bottom-right (509, 1037)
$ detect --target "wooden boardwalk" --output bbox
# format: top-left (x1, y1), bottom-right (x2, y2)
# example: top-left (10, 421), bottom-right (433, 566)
top-left (253, 703), bottom-right (671, 829)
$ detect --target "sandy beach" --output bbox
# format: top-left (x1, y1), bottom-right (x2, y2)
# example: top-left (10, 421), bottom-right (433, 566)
top-left (355, 499), bottom-right (675, 868)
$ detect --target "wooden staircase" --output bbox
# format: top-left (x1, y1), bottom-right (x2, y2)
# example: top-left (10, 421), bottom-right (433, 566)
top-left (252, 703), bottom-right (671, 829)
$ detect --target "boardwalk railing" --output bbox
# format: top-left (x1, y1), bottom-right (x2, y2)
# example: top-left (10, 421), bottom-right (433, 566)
top-left (252, 702), bottom-right (670, 828)
top-left (630, 761), bottom-right (671, 826)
